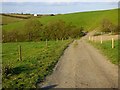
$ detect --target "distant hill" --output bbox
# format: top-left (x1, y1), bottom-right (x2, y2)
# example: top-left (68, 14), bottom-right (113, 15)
top-left (2, 9), bottom-right (118, 32)
top-left (38, 9), bottom-right (118, 31)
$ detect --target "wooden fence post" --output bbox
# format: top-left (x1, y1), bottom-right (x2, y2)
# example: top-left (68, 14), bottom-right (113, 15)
top-left (46, 39), bottom-right (48, 47)
top-left (56, 38), bottom-right (58, 42)
top-left (16, 39), bottom-right (17, 42)
top-left (112, 38), bottom-right (114, 48)
top-left (62, 38), bottom-right (63, 42)
top-left (2, 35), bottom-right (4, 42)
top-left (18, 45), bottom-right (22, 61)
top-left (89, 36), bottom-right (90, 41)
top-left (101, 36), bottom-right (102, 44)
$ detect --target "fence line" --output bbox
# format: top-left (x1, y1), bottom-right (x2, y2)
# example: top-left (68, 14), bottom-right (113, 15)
top-left (89, 36), bottom-right (115, 48)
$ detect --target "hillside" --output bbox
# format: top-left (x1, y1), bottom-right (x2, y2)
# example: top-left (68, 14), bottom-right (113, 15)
top-left (1, 15), bottom-right (27, 25)
top-left (38, 9), bottom-right (118, 31)
top-left (2, 9), bottom-right (118, 32)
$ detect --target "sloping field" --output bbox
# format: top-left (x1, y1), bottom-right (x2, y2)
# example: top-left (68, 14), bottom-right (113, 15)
top-left (1, 15), bottom-right (24, 25)
top-left (38, 9), bottom-right (118, 30)
top-left (2, 9), bottom-right (118, 32)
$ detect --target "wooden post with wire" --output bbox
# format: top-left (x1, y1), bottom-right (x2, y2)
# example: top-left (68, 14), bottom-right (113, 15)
top-left (101, 36), bottom-right (103, 44)
top-left (62, 38), bottom-right (63, 42)
top-left (16, 39), bottom-right (17, 42)
top-left (89, 36), bottom-right (90, 41)
top-left (46, 39), bottom-right (48, 47)
top-left (112, 38), bottom-right (114, 48)
top-left (18, 45), bottom-right (22, 61)
top-left (56, 38), bottom-right (58, 42)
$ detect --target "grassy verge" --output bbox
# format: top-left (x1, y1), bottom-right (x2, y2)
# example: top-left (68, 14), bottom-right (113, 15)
top-left (2, 40), bottom-right (72, 88)
top-left (89, 40), bottom-right (119, 65)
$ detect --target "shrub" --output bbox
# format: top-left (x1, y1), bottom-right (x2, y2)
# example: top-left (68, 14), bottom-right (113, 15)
top-left (24, 19), bottom-right (43, 41)
top-left (44, 20), bottom-right (84, 40)
top-left (101, 18), bottom-right (118, 34)
top-left (3, 19), bottom-right (85, 42)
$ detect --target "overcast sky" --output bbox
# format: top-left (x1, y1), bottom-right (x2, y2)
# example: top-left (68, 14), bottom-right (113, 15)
top-left (1, 2), bottom-right (118, 14)
top-left (1, 0), bottom-right (119, 14)
top-left (2, 0), bottom-right (120, 2)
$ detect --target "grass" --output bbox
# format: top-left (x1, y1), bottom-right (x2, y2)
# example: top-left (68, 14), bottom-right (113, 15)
top-left (2, 9), bottom-right (118, 32)
top-left (1, 14), bottom-right (34, 25)
top-left (1, 15), bottom-right (24, 25)
top-left (38, 9), bottom-right (118, 30)
top-left (89, 40), bottom-right (119, 65)
top-left (9, 14), bottom-right (32, 18)
top-left (2, 40), bottom-right (72, 88)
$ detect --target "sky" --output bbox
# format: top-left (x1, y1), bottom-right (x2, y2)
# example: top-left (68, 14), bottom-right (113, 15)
top-left (1, 0), bottom-right (120, 2)
top-left (1, 0), bottom-right (119, 14)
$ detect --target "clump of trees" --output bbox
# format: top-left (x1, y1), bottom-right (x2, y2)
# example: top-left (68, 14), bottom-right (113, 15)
top-left (24, 19), bottom-right (43, 41)
top-left (101, 18), bottom-right (119, 34)
top-left (43, 20), bottom-right (84, 40)
top-left (3, 19), bottom-right (85, 43)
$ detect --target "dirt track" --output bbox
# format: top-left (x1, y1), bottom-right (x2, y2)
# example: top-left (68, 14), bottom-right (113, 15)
top-left (39, 35), bottom-right (118, 88)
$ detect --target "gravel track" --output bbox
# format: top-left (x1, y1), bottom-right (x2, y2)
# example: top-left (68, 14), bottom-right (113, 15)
top-left (39, 34), bottom-right (118, 88)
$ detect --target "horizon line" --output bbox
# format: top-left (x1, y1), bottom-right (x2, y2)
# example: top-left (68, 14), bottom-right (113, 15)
top-left (1, 8), bottom-right (118, 15)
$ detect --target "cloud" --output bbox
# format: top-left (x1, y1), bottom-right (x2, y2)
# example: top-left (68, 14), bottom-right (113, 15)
top-left (2, 0), bottom-right (120, 2)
